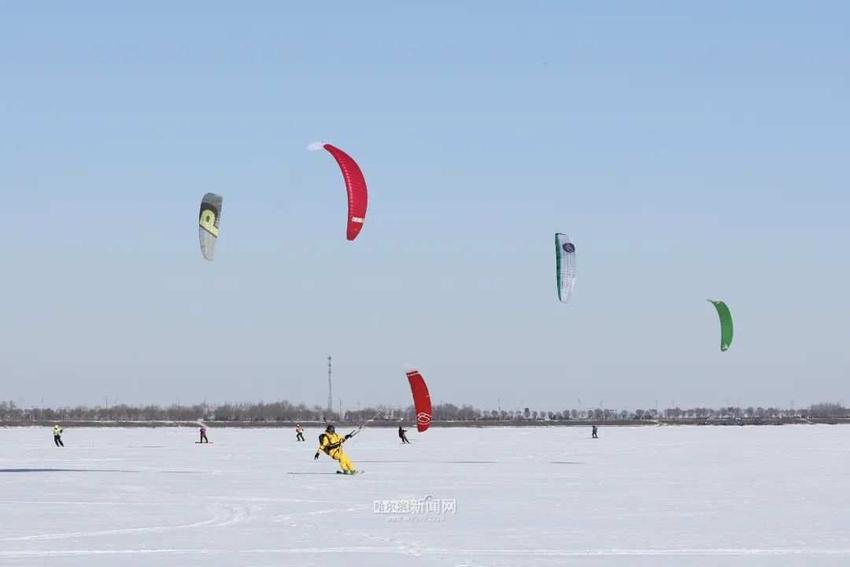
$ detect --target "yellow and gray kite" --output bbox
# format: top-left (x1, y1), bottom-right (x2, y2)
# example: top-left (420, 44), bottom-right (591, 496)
top-left (198, 193), bottom-right (222, 261)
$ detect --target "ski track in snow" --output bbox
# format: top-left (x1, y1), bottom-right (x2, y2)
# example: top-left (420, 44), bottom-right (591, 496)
top-left (2, 426), bottom-right (850, 566)
top-left (2, 547), bottom-right (850, 559)
top-left (0, 505), bottom-right (240, 542)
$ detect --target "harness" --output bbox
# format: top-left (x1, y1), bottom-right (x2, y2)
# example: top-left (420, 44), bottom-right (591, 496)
top-left (319, 433), bottom-right (343, 456)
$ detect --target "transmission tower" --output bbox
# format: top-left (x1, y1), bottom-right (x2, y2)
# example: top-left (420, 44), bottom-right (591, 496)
top-left (327, 356), bottom-right (333, 415)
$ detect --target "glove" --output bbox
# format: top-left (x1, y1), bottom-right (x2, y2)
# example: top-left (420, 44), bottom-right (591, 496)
top-left (344, 434), bottom-right (352, 440)
top-left (314, 452), bottom-right (320, 460)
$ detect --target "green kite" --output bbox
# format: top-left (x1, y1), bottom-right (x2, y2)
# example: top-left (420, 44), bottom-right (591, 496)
top-left (708, 300), bottom-right (733, 352)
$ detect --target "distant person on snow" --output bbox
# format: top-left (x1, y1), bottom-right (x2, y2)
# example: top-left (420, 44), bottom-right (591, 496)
top-left (295, 424), bottom-right (305, 442)
top-left (314, 424), bottom-right (357, 474)
top-left (398, 425), bottom-right (410, 444)
top-left (53, 424), bottom-right (64, 447)
top-left (592, 425), bottom-right (598, 439)
top-left (199, 425), bottom-right (209, 443)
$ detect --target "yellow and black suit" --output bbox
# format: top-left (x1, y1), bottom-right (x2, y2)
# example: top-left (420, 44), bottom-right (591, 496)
top-left (53, 425), bottom-right (64, 447)
top-left (315, 431), bottom-right (356, 473)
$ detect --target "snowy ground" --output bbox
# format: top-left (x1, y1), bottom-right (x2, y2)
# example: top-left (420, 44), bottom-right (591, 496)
top-left (1, 425), bottom-right (849, 566)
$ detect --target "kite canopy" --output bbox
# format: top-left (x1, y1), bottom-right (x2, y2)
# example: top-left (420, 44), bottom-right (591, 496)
top-left (406, 369), bottom-right (432, 433)
top-left (198, 193), bottom-right (223, 261)
top-left (708, 300), bottom-right (734, 352)
top-left (555, 233), bottom-right (576, 303)
top-left (308, 142), bottom-right (368, 241)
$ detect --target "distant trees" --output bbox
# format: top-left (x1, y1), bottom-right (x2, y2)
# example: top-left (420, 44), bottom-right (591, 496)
top-left (808, 403), bottom-right (848, 418)
top-left (0, 401), bottom-right (22, 420)
top-left (2, 399), bottom-right (848, 424)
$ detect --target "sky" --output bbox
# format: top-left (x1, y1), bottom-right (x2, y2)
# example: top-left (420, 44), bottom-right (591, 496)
top-left (1, 2), bottom-right (848, 411)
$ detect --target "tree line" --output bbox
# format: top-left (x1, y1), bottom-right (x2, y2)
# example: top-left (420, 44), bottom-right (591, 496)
top-left (0, 400), bottom-right (848, 423)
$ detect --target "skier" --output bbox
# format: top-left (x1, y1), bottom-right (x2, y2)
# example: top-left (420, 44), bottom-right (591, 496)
top-left (295, 423), bottom-right (305, 442)
top-left (53, 424), bottom-right (64, 447)
top-left (314, 424), bottom-right (357, 474)
top-left (592, 425), bottom-right (598, 439)
top-left (398, 425), bottom-right (410, 444)
top-left (199, 425), bottom-right (209, 443)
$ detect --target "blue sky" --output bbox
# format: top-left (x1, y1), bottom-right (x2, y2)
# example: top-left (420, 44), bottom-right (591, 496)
top-left (1, 2), bottom-right (848, 410)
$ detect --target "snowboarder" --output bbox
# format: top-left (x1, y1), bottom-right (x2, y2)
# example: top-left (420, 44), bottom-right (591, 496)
top-left (199, 425), bottom-right (209, 443)
top-left (592, 425), bottom-right (598, 439)
top-left (295, 423), bottom-right (305, 442)
top-left (398, 425), bottom-right (410, 444)
top-left (314, 424), bottom-right (357, 474)
top-left (53, 424), bottom-right (64, 447)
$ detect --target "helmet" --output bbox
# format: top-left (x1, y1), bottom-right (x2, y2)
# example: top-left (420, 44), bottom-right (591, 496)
top-left (325, 424), bottom-right (335, 433)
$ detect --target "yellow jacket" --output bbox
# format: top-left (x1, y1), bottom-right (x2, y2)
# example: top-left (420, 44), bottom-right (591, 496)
top-left (317, 431), bottom-right (346, 456)
top-left (53, 425), bottom-right (62, 436)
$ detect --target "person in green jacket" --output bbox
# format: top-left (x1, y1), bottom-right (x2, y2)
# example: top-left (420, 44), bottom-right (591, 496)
top-left (53, 424), bottom-right (64, 447)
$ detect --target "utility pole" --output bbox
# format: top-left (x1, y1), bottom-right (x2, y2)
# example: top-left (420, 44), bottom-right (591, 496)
top-left (327, 356), bottom-right (333, 416)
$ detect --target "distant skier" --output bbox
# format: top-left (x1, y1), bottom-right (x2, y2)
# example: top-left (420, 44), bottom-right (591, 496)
top-left (295, 423), bottom-right (305, 442)
top-left (398, 425), bottom-right (410, 444)
top-left (199, 425), bottom-right (209, 443)
top-left (592, 425), bottom-right (598, 439)
top-left (314, 424), bottom-right (357, 474)
top-left (53, 424), bottom-right (64, 447)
